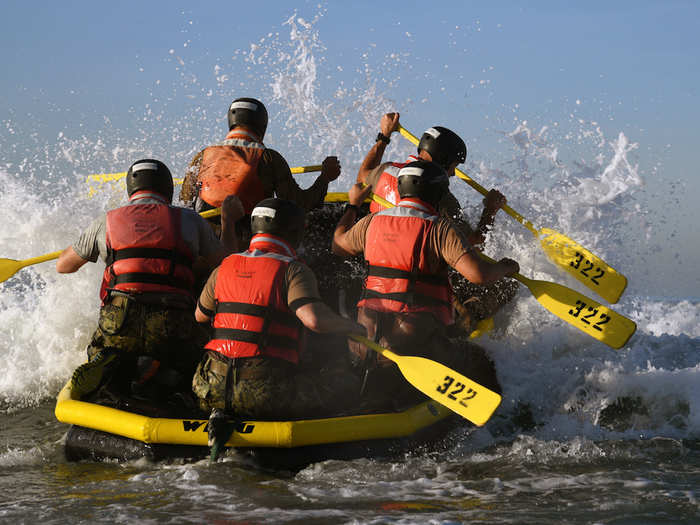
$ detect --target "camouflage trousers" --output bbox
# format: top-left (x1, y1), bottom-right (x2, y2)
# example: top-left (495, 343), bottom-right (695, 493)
top-left (72, 293), bottom-right (207, 400)
top-left (192, 351), bottom-right (361, 420)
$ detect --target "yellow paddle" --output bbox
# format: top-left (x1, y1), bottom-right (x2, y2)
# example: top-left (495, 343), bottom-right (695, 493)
top-left (478, 252), bottom-right (636, 349)
top-left (367, 192), bottom-right (636, 349)
top-left (86, 164), bottom-right (322, 187)
top-left (0, 251), bottom-right (63, 284)
top-left (349, 334), bottom-right (501, 426)
top-left (398, 126), bottom-right (628, 304)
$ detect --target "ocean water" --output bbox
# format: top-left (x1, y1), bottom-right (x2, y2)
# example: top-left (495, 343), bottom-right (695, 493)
top-left (1, 12), bottom-right (699, 525)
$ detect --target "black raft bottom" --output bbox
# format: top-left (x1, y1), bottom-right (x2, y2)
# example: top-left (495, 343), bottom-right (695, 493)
top-left (64, 425), bottom-right (208, 463)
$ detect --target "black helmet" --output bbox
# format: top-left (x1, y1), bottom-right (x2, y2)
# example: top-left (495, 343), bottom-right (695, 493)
top-left (417, 126), bottom-right (467, 169)
top-left (397, 160), bottom-right (449, 207)
top-left (227, 97), bottom-right (268, 139)
top-left (250, 198), bottom-right (305, 248)
top-left (126, 159), bottom-right (174, 202)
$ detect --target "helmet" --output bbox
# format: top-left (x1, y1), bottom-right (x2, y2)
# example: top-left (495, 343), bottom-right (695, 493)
top-left (397, 160), bottom-right (449, 207)
top-left (227, 97), bottom-right (268, 139)
top-left (417, 126), bottom-right (467, 169)
top-left (126, 159), bottom-right (174, 202)
top-left (250, 198), bottom-right (306, 248)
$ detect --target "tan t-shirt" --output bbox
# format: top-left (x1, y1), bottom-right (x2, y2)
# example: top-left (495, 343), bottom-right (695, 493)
top-left (198, 257), bottom-right (322, 315)
top-left (181, 146), bottom-right (328, 212)
top-left (342, 210), bottom-right (476, 275)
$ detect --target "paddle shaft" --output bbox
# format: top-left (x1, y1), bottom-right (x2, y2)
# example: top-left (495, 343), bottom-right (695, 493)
top-left (18, 251), bottom-right (63, 267)
top-left (86, 164), bottom-right (323, 185)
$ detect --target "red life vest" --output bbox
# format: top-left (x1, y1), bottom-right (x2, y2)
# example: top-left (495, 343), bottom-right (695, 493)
top-left (358, 198), bottom-right (454, 325)
top-left (369, 154), bottom-right (420, 213)
top-left (204, 234), bottom-right (303, 363)
top-left (101, 192), bottom-right (195, 301)
top-left (198, 128), bottom-right (266, 213)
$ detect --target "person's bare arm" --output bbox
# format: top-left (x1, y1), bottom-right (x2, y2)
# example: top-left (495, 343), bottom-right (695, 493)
top-left (295, 301), bottom-right (366, 336)
top-left (219, 194), bottom-right (245, 254)
top-left (453, 251), bottom-right (519, 285)
top-left (332, 183), bottom-right (372, 257)
top-left (194, 267), bottom-right (219, 323)
top-left (267, 151), bottom-right (338, 211)
top-left (195, 305), bottom-right (211, 323)
top-left (357, 112), bottom-right (400, 184)
top-left (469, 189), bottom-right (507, 248)
top-left (56, 247), bottom-right (89, 273)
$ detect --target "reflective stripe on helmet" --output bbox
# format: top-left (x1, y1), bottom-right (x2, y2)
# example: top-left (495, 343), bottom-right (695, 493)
top-left (131, 162), bottom-right (159, 172)
top-left (252, 207), bottom-right (277, 219)
top-left (230, 100), bottom-right (259, 111)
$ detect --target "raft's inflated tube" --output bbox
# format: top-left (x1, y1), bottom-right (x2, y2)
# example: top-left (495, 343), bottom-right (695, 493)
top-left (55, 380), bottom-right (452, 448)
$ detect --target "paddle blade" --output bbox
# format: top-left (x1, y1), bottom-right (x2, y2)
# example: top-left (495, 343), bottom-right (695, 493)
top-left (0, 251), bottom-right (62, 284)
top-left (392, 353), bottom-right (502, 426)
top-left (539, 228), bottom-right (628, 304)
top-left (0, 258), bottom-right (23, 283)
top-left (519, 275), bottom-right (636, 349)
top-left (350, 335), bottom-right (502, 426)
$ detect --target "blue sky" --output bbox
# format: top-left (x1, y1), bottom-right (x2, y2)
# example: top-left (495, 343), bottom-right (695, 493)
top-left (1, 1), bottom-right (698, 296)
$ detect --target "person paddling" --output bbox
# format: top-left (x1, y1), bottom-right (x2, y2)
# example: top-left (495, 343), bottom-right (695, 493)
top-left (358, 112), bottom-right (518, 332)
top-left (180, 97), bottom-right (342, 245)
top-left (333, 160), bottom-right (519, 411)
top-left (192, 198), bottom-right (366, 436)
top-left (358, 112), bottom-right (507, 248)
top-left (57, 159), bottom-right (241, 402)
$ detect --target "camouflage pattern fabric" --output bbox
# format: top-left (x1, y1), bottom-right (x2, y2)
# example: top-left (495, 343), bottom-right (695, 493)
top-left (81, 294), bottom-right (207, 398)
top-left (70, 349), bottom-right (118, 399)
top-left (193, 352), bottom-right (361, 419)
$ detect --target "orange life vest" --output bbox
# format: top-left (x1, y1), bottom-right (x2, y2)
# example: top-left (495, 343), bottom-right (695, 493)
top-left (358, 198), bottom-right (453, 325)
top-left (197, 128), bottom-right (266, 213)
top-left (101, 191), bottom-right (195, 301)
top-left (369, 154), bottom-right (420, 213)
top-left (204, 234), bottom-right (303, 363)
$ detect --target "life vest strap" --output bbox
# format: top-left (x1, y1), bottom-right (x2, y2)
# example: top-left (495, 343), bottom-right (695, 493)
top-left (362, 288), bottom-right (452, 308)
top-left (215, 301), bottom-right (298, 328)
top-left (367, 264), bottom-right (446, 285)
top-left (110, 272), bottom-right (191, 289)
top-left (106, 247), bottom-right (192, 268)
top-left (212, 328), bottom-right (298, 350)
